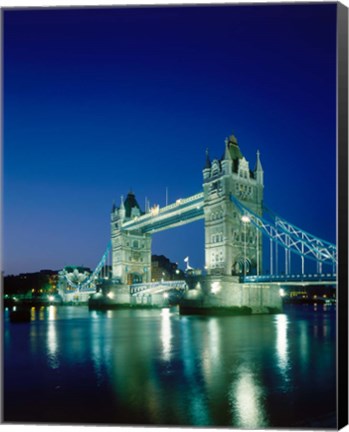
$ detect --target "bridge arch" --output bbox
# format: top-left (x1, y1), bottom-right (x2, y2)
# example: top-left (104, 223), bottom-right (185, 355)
top-left (232, 257), bottom-right (252, 276)
top-left (127, 272), bottom-right (143, 285)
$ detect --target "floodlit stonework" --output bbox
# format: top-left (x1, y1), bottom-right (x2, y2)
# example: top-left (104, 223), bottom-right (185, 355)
top-left (111, 192), bottom-right (152, 284)
top-left (203, 134), bottom-right (264, 276)
top-left (106, 133), bottom-right (282, 313)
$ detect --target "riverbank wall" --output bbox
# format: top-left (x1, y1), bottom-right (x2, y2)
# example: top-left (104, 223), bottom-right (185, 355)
top-left (180, 275), bottom-right (282, 314)
top-left (87, 276), bottom-right (282, 314)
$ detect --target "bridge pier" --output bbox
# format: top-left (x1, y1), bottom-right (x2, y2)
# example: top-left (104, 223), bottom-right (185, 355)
top-left (89, 280), bottom-right (179, 309)
top-left (88, 281), bottom-right (130, 309)
top-left (180, 276), bottom-right (282, 315)
top-left (130, 292), bottom-right (168, 308)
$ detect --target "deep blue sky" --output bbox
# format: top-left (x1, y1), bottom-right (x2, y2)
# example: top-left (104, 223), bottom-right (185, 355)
top-left (3, 3), bottom-right (337, 275)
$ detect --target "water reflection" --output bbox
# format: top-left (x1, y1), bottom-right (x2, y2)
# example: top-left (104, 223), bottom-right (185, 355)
top-left (298, 321), bottom-right (309, 370)
top-left (47, 306), bottom-right (59, 369)
top-left (161, 308), bottom-right (172, 361)
top-left (202, 318), bottom-right (222, 391)
top-left (4, 306), bottom-right (336, 427)
top-left (89, 310), bottom-right (115, 386)
top-left (230, 366), bottom-right (268, 428)
top-left (207, 318), bottom-right (220, 362)
top-left (275, 314), bottom-right (289, 374)
top-left (180, 317), bottom-right (211, 425)
top-left (90, 311), bottom-right (104, 385)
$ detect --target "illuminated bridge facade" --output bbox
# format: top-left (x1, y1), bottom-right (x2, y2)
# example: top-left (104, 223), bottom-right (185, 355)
top-left (60, 132), bottom-right (336, 298)
top-left (110, 133), bottom-right (266, 285)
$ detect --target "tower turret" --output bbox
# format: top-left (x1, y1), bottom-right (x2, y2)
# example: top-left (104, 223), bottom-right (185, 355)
top-left (221, 137), bottom-right (232, 175)
top-left (203, 148), bottom-right (211, 180)
top-left (254, 150), bottom-right (264, 185)
top-left (119, 195), bottom-right (125, 221)
top-left (225, 133), bottom-right (243, 173)
top-left (124, 190), bottom-right (142, 219)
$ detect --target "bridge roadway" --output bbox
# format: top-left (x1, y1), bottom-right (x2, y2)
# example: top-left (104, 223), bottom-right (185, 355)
top-left (121, 192), bottom-right (204, 233)
top-left (242, 273), bottom-right (337, 286)
top-left (130, 273), bottom-right (336, 298)
top-left (130, 280), bottom-right (188, 296)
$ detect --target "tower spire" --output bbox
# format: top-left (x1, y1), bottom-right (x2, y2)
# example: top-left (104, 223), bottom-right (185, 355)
top-left (205, 148), bottom-right (211, 169)
top-left (119, 195), bottom-right (125, 220)
top-left (255, 150), bottom-right (263, 171)
top-left (254, 150), bottom-right (264, 184)
top-left (223, 137), bottom-right (232, 160)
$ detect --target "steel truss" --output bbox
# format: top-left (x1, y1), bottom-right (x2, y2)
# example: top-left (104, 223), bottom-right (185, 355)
top-left (230, 195), bottom-right (337, 269)
top-left (61, 241), bottom-right (112, 292)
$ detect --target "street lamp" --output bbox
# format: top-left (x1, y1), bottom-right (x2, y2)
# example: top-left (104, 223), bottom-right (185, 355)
top-left (241, 215), bottom-right (250, 277)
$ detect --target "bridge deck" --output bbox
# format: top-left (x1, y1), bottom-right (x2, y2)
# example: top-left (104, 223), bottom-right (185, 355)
top-left (242, 273), bottom-right (337, 285)
top-left (122, 192), bottom-right (204, 233)
top-left (130, 280), bottom-right (188, 296)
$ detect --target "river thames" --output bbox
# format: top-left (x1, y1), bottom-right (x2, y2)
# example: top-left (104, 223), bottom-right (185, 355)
top-left (3, 304), bottom-right (336, 428)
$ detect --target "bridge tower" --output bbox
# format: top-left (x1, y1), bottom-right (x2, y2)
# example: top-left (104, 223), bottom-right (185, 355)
top-left (203, 134), bottom-right (264, 276)
top-left (111, 191), bottom-right (152, 284)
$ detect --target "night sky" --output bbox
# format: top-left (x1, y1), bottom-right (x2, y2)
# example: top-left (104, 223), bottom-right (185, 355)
top-left (3, 3), bottom-right (337, 275)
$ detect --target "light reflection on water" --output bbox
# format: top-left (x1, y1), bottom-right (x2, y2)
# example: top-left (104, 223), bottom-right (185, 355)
top-left (47, 306), bottom-right (59, 369)
top-left (230, 365), bottom-right (268, 428)
top-left (4, 305), bottom-right (336, 427)
top-left (275, 314), bottom-right (289, 374)
top-left (161, 308), bottom-right (172, 362)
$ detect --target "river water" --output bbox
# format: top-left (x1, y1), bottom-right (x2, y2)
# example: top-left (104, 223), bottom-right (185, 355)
top-left (3, 304), bottom-right (336, 428)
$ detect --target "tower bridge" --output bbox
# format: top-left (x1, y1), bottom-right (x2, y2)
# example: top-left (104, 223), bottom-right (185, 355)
top-left (59, 132), bottom-right (337, 313)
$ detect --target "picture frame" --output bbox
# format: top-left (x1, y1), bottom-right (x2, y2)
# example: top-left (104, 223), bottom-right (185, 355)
top-left (2, 1), bottom-right (348, 429)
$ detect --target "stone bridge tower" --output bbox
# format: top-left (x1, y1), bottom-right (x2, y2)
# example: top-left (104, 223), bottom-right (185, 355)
top-left (203, 134), bottom-right (264, 276)
top-left (111, 191), bottom-right (152, 284)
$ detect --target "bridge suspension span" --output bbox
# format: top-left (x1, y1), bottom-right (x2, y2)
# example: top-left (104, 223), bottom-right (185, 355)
top-left (58, 241), bottom-right (112, 296)
top-left (230, 194), bottom-right (337, 276)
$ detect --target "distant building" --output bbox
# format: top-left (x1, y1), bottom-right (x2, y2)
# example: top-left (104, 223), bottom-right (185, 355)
top-left (151, 255), bottom-right (184, 282)
top-left (4, 270), bottom-right (60, 298)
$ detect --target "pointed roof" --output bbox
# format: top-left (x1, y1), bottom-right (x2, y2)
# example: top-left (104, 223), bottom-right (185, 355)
top-left (223, 138), bottom-right (232, 161)
top-left (204, 148), bottom-right (211, 169)
top-left (254, 150), bottom-right (263, 172)
top-left (226, 133), bottom-right (243, 161)
top-left (219, 133), bottom-right (243, 172)
top-left (124, 191), bottom-right (142, 218)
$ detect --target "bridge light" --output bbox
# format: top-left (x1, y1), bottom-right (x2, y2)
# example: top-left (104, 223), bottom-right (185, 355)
top-left (211, 281), bottom-right (220, 294)
top-left (107, 292), bottom-right (114, 299)
top-left (151, 205), bottom-right (160, 216)
top-left (279, 288), bottom-right (286, 297)
top-left (163, 293), bottom-right (169, 299)
top-left (241, 215), bottom-right (250, 223)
